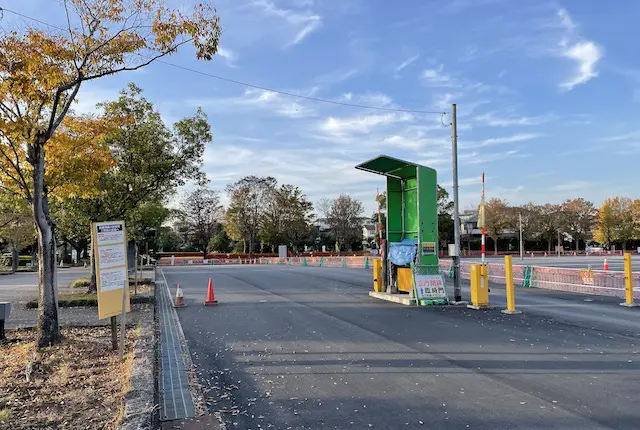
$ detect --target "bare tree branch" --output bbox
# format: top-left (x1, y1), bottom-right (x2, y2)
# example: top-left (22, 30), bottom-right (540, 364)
top-left (0, 183), bottom-right (23, 200)
top-left (45, 82), bottom-right (81, 141)
top-left (63, 0), bottom-right (80, 71)
top-left (0, 142), bottom-right (29, 194)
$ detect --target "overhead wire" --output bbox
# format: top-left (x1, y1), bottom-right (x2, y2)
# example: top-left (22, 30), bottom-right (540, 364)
top-left (0, 6), bottom-right (449, 116)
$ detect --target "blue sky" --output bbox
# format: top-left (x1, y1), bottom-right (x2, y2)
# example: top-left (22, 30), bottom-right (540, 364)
top-left (10, 0), bottom-right (640, 215)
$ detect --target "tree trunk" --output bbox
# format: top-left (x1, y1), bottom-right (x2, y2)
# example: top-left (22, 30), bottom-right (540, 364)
top-left (60, 241), bottom-right (66, 264)
top-left (575, 238), bottom-right (579, 251)
top-left (548, 238), bottom-right (552, 253)
top-left (73, 245), bottom-right (81, 265)
top-left (494, 238), bottom-right (498, 255)
top-left (11, 245), bottom-right (19, 274)
top-left (88, 244), bottom-right (97, 293)
top-left (32, 139), bottom-right (61, 347)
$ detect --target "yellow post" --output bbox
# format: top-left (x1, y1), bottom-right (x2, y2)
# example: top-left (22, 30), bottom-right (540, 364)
top-left (469, 264), bottom-right (479, 305)
top-left (481, 264), bottom-right (489, 292)
top-left (373, 258), bottom-right (383, 292)
top-left (502, 255), bottom-right (522, 314)
top-left (620, 253), bottom-right (638, 307)
top-left (468, 264), bottom-right (489, 310)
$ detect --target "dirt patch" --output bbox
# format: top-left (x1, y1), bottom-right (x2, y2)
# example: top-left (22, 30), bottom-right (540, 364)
top-left (129, 281), bottom-right (152, 296)
top-left (0, 326), bottom-right (135, 429)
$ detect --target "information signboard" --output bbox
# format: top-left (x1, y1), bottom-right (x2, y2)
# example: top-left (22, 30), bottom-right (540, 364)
top-left (414, 274), bottom-right (447, 301)
top-left (421, 242), bottom-right (436, 256)
top-left (92, 221), bottom-right (130, 319)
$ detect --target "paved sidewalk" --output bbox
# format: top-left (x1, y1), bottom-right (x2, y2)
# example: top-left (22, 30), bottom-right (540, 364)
top-left (157, 273), bottom-right (197, 422)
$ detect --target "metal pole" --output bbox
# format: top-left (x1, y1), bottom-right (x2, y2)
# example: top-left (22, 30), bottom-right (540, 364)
top-left (519, 212), bottom-right (524, 261)
top-left (557, 230), bottom-right (560, 257)
top-left (110, 316), bottom-right (117, 350)
top-left (119, 279), bottom-right (127, 361)
top-left (451, 103), bottom-right (462, 302)
top-left (481, 173), bottom-right (485, 265)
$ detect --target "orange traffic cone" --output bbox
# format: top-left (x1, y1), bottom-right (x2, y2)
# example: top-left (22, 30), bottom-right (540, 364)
top-left (205, 277), bottom-right (218, 306)
top-left (174, 284), bottom-right (185, 307)
top-left (603, 258), bottom-right (609, 271)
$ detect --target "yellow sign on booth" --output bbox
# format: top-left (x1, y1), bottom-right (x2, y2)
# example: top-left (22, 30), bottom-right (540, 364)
top-left (91, 221), bottom-right (130, 320)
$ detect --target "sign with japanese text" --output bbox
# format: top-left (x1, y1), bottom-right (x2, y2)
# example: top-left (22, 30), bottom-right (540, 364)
top-left (92, 221), bottom-right (130, 319)
top-left (414, 274), bottom-right (447, 300)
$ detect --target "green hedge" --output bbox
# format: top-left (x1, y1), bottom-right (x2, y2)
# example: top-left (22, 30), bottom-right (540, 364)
top-left (25, 295), bottom-right (153, 309)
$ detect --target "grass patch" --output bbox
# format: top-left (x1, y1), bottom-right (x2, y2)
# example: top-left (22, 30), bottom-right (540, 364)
top-left (25, 292), bottom-right (153, 309)
top-left (0, 408), bottom-right (10, 423)
top-left (0, 326), bottom-right (136, 429)
top-left (70, 277), bottom-right (91, 289)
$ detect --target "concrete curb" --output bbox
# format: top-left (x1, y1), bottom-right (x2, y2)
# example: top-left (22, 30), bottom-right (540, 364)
top-left (118, 299), bottom-right (157, 429)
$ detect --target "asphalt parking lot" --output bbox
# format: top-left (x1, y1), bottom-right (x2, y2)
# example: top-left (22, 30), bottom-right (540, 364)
top-left (160, 265), bottom-right (640, 429)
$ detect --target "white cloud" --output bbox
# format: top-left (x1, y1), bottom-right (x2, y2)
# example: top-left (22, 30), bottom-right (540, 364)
top-left (475, 112), bottom-right (554, 127)
top-left (600, 131), bottom-right (640, 142)
top-left (559, 41), bottom-right (602, 91)
top-left (381, 135), bottom-right (425, 150)
top-left (460, 149), bottom-right (529, 165)
top-left (557, 8), bottom-right (576, 32)
top-left (421, 64), bottom-right (457, 87)
top-left (73, 85), bottom-right (120, 115)
top-left (319, 112), bottom-right (413, 137)
top-left (314, 68), bottom-right (359, 86)
top-left (554, 8), bottom-right (603, 91)
top-left (217, 47), bottom-right (237, 67)
top-left (339, 92), bottom-right (393, 107)
top-left (187, 88), bottom-right (316, 118)
top-left (289, 18), bottom-right (322, 46)
top-left (481, 133), bottom-right (540, 146)
top-left (394, 54), bottom-right (420, 73)
top-left (252, 0), bottom-right (322, 46)
top-left (550, 180), bottom-right (591, 192)
top-left (441, 176), bottom-right (483, 188)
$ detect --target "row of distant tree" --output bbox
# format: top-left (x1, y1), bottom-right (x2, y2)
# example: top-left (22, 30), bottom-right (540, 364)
top-left (482, 197), bottom-right (640, 252)
top-left (157, 178), bottom-right (369, 256)
top-left (160, 181), bottom-right (461, 256)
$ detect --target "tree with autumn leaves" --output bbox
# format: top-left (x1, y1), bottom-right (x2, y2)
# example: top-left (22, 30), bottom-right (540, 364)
top-left (481, 198), bottom-right (598, 254)
top-left (594, 197), bottom-right (640, 251)
top-left (0, 0), bottom-right (221, 347)
top-left (480, 196), bottom-right (640, 253)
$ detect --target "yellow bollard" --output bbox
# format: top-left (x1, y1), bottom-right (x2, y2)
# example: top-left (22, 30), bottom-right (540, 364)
top-left (468, 264), bottom-right (489, 310)
top-left (620, 253), bottom-right (638, 307)
top-left (373, 258), bottom-right (383, 292)
top-left (502, 256), bottom-right (522, 314)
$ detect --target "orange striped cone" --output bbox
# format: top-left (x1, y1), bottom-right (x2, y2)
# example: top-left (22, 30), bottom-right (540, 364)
top-left (603, 258), bottom-right (609, 271)
top-left (174, 284), bottom-right (185, 308)
top-left (205, 277), bottom-right (218, 306)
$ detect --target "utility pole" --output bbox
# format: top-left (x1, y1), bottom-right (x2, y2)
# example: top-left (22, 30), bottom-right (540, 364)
top-left (519, 212), bottom-right (524, 260)
top-left (451, 104), bottom-right (462, 302)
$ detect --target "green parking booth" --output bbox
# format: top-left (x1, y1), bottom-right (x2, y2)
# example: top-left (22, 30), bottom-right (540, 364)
top-left (356, 155), bottom-right (447, 305)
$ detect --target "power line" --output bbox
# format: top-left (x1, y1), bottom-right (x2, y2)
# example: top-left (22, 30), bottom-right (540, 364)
top-left (0, 6), bottom-right (448, 115)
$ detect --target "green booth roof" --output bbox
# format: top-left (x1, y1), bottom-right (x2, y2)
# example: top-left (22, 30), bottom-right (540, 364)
top-left (354, 155), bottom-right (435, 179)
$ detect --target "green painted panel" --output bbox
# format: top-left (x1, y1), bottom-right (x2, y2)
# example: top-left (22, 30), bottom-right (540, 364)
top-left (404, 188), bottom-right (418, 239)
top-left (417, 166), bottom-right (438, 266)
top-left (387, 177), bottom-right (403, 243)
